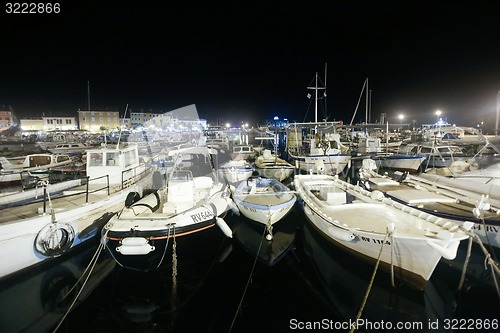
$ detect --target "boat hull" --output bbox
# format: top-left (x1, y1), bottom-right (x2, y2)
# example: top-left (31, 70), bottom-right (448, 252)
top-left (293, 154), bottom-right (351, 175)
top-left (294, 174), bottom-right (470, 290)
top-left (374, 155), bottom-right (426, 172)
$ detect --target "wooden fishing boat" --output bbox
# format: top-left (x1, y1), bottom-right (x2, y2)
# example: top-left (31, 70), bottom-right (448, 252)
top-left (232, 177), bottom-right (296, 240)
top-left (294, 173), bottom-right (473, 289)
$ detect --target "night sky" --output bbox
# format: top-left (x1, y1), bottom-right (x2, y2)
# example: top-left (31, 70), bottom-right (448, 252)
top-left (2, 1), bottom-right (500, 132)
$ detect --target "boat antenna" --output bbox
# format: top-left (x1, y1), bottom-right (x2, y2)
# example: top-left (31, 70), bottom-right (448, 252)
top-left (116, 104), bottom-right (128, 148)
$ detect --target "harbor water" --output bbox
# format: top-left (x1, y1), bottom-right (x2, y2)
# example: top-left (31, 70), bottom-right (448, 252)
top-left (0, 204), bottom-right (498, 333)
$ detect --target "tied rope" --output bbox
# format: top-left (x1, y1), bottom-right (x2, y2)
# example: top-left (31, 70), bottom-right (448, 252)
top-left (228, 223), bottom-right (267, 333)
top-left (349, 227), bottom-right (391, 333)
top-left (458, 226), bottom-right (500, 298)
top-left (52, 232), bottom-right (107, 333)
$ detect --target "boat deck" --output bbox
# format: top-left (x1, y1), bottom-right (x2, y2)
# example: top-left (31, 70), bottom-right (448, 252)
top-left (0, 185), bottom-right (116, 224)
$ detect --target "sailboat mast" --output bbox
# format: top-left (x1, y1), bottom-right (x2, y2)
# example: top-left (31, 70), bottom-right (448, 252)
top-left (365, 78), bottom-right (369, 123)
top-left (315, 72), bottom-right (318, 122)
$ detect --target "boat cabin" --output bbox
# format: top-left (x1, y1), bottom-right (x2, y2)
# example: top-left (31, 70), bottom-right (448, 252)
top-left (86, 144), bottom-right (142, 185)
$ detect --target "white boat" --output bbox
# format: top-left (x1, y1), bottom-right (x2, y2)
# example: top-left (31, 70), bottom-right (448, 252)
top-left (220, 158), bottom-right (253, 183)
top-left (0, 143), bottom-right (154, 280)
top-left (358, 159), bottom-right (500, 249)
top-left (230, 144), bottom-right (257, 160)
top-left (102, 146), bottom-right (235, 271)
top-left (253, 149), bottom-right (295, 181)
top-left (232, 177), bottom-right (296, 240)
top-left (47, 142), bottom-right (90, 156)
top-left (371, 153), bottom-right (427, 172)
top-left (0, 153), bottom-right (75, 186)
top-left (401, 144), bottom-right (468, 169)
top-left (294, 173), bottom-right (472, 289)
top-left (285, 72), bottom-right (351, 175)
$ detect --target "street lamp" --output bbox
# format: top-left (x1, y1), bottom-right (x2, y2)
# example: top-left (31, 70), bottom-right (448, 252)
top-left (435, 110), bottom-right (442, 124)
top-left (398, 114), bottom-right (404, 124)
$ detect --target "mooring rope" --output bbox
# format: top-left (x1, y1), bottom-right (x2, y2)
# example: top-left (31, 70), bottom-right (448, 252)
top-left (458, 226), bottom-right (500, 298)
top-left (349, 228), bottom-right (390, 333)
top-left (458, 236), bottom-right (474, 291)
top-left (228, 224), bottom-right (267, 333)
top-left (51, 239), bottom-right (106, 333)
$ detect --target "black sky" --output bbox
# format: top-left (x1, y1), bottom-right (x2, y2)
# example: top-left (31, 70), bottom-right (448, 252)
top-left (2, 1), bottom-right (500, 131)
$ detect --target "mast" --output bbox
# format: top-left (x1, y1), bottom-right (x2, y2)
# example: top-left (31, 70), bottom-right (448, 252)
top-left (87, 80), bottom-right (91, 111)
top-left (315, 73), bottom-right (318, 122)
top-left (365, 78), bottom-right (369, 123)
top-left (307, 70), bottom-right (326, 123)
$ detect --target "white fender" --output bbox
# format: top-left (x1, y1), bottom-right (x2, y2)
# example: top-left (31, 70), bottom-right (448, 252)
top-left (208, 196), bottom-right (230, 214)
top-left (216, 217), bottom-right (233, 238)
top-left (117, 237), bottom-right (155, 255)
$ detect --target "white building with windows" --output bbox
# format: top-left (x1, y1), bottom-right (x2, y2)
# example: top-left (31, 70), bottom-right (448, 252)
top-left (20, 116), bottom-right (78, 131)
top-left (77, 110), bottom-right (121, 132)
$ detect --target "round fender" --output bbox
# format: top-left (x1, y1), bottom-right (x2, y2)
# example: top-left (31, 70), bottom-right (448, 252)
top-left (35, 222), bottom-right (76, 257)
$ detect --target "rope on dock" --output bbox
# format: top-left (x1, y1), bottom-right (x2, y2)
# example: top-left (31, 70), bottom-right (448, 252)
top-left (228, 224), bottom-right (267, 333)
top-left (349, 227), bottom-right (391, 333)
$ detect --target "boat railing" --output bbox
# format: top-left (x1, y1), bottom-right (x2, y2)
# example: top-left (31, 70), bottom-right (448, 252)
top-left (2, 164), bottom-right (153, 212)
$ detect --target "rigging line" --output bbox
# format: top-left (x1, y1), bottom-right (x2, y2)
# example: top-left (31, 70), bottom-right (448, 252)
top-left (228, 224), bottom-right (267, 333)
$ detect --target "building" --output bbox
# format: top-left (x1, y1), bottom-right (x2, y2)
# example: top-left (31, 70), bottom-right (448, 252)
top-left (0, 109), bottom-right (13, 130)
top-left (77, 109), bottom-right (121, 132)
top-left (20, 116), bottom-right (78, 131)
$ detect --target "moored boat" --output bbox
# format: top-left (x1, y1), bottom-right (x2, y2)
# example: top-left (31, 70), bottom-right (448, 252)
top-left (294, 173), bottom-right (473, 289)
top-left (0, 143), bottom-right (154, 281)
top-left (220, 158), bottom-right (253, 183)
top-left (232, 177), bottom-right (296, 240)
top-left (253, 149), bottom-right (295, 181)
top-left (102, 146), bottom-right (235, 271)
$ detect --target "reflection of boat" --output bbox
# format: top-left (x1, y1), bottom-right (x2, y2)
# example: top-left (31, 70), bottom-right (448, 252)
top-left (0, 242), bottom-right (116, 333)
top-left (301, 222), bottom-right (458, 326)
top-left (294, 174), bottom-right (473, 289)
top-left (233, 216), bottom-right (297, 266)
top-left (0, 143), bottom-right (154, 280)
top-left (103, 147), bottom-right (235, 271)
top-left (232, 177), bottom-right (296, 240)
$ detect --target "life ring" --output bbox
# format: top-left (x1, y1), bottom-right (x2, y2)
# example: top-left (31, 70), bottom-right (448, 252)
top-left (35, 222), bottom-right (75, 257)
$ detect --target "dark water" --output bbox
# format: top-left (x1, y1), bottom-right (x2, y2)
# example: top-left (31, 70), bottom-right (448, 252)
top-left (1, 148), bottom-right (499, 333)
top-left (1, 206), bottom-right (498, 333)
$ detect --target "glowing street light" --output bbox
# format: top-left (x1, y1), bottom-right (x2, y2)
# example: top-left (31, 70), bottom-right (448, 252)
top-left (435, 110), bottom-right (442, 123)
top-left (398, 114), bottom-right (404, 123)
top-left (225, 123), bottom-right (230, 128)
